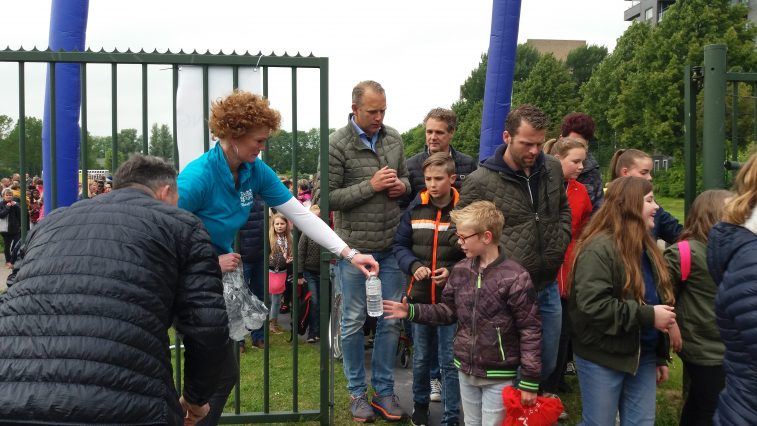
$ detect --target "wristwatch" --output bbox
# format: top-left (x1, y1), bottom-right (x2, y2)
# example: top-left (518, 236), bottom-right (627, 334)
top-left (344, 248), bottom-right (360, 263)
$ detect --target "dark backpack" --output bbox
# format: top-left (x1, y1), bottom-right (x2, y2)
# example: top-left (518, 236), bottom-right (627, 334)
top-left (288, 284), bottom-right (312, 341)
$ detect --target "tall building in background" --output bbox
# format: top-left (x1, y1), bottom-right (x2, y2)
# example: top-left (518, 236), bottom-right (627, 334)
top-left (624, 0), bottom-right (755, 25)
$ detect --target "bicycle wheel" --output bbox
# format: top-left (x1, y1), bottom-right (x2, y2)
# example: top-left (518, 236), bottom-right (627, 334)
top-left (330, 292), bottom-right (343, 360)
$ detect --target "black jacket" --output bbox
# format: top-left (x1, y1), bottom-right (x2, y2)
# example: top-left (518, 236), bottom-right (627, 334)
top-left (0, 197), bottom-right (21, 235)
top-left (576, 153), bottom-right (604, 211)
top-left (653, 206), bottom-right (682, 244)
top-left (0, 188), bottom-right (229, 425)
top-left (707, 215), bottom-right (757, 425)
top-left (239, 198), bottom-right (266, 263)
top-left (458, 144), bottom-right (572, 290)
top-left (402, 146), bottom-right (477, 209)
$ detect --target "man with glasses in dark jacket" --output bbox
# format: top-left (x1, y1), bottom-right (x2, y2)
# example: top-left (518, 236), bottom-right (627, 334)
top-left (0, 155), bottom-right (229, 426)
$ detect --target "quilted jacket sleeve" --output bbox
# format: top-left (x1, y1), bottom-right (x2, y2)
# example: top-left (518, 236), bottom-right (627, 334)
top-left (174, 223), bottom-right (229, 406)
top-left (326, 142), bottom-right (377, 211)
top-left (393, 207), bottom-right (422, 275)
top-left (457, 169), bottom-right (485, 210)
top-left (508, 269), bottom-right (542, 387)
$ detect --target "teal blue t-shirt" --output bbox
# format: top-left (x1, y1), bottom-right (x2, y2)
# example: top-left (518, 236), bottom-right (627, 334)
top-left (178, 142), bottom-right (293, 254)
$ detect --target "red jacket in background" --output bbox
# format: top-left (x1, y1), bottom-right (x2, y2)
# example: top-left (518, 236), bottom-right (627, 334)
top-left (558, 179), bottom-right (592, 298)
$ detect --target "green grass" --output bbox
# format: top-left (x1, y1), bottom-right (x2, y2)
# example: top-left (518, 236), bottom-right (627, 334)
top-left (657, 196), bottom-right (685, 222)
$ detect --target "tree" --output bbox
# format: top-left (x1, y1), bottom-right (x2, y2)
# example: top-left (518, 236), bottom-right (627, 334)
top-left (566, 45), bottom-right (608, 88)
top-left (514, 44), bottom-right (542, 83)
top-left (0, 117), bottom-right (44, 177)
top-left (512, 54), bottom-right (579, 137)
top-left (583, 0), bottom-right (756, 157)
top-left (149, 124), bottom-right (174, 162)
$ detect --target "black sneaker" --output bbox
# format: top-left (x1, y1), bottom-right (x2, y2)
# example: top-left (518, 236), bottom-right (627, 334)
top-left (350, 394), bottom-right (375, 423)
top-left (411, 402), bottom-right (429, 426)
top-left (371, 394), bottom-right (404, 422)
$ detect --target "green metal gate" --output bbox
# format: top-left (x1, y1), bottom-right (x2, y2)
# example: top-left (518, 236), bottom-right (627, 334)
top-left (0, 47), bottom-right (334, 425)
top-left (684, 44), bottom-right (756, 211)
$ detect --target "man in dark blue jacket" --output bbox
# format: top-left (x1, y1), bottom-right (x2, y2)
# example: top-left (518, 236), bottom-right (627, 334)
top-left (239, 198), bottom-right (267, 349)
top-left (0, 155), bottom-right (228, 425)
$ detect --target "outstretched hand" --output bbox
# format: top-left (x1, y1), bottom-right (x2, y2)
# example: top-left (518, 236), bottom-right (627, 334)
top-left (179, 396), bottom-right (209, 425)
top-left (383, 297), bottom-right (409, 319)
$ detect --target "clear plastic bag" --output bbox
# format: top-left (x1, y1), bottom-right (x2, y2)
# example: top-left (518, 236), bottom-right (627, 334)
top-left (222, 265), bottom-right (269, 341)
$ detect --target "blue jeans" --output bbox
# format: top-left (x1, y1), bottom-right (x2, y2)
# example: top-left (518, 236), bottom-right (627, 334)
top-left (304, 270), bottom-right (320, 338)
top-left (458, 372), bottom-right (511, 426)
top-left (575, 352), bottom-right (657, 426)
top-left (412, 323), bottom-right (460, 424)
top-left (339, 250), bottom-right (404, 397)
top-left (243, 259), bottom-right (265, 343)
top-left (537, 281), bottom-right (562, 382)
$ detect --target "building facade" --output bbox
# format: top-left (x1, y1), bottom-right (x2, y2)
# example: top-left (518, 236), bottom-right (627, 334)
top-left (624, 0), bottom-right (755, 25)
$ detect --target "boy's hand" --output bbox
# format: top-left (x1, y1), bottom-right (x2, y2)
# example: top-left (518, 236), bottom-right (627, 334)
top-left (413, 266), bottom-right (431, 281)
top-left (383, 297), bottom-right (409, 319)
top-left (656, 365), bottom-right (669, 384)
top-left (521, 390), bottom-right (537, 406)
top-left (431, 268), bottom-right (449, 285)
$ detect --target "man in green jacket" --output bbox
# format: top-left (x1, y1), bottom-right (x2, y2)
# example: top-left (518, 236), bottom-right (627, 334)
top-left (458, 104), bottom-right (572, 387)
top-left (319, 80), bottom-right (410, 423)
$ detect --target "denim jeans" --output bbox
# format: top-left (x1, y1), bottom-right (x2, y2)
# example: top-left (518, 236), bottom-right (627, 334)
top-left (412, 323), bottom-right (460, 424)
top-left (243, 259), bottom-right (265, 343)
top-left (304, 270), bottom-right (321, 338)
top-left (536, 281), bottom-right (562, 382)
top-left (339, 250), bottom-right (404, 397)
top-left (575, 352), bottom-right (657, 426)
top-left (458, 372), bottom-right (511, 426)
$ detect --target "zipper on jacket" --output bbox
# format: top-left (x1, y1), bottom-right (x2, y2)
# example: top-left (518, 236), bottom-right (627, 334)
top-left (496, 326), bottom-right (506, 361)
top-left (469, 269), bottom-right (482, 375)
top-left (431, 208), bottom-right (442, 304)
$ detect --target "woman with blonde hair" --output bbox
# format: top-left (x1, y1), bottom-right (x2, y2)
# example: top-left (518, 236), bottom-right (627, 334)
top-left (568, 176), bottom-right (676, 425)
top-left (707, 151), bottom-right (757, 425)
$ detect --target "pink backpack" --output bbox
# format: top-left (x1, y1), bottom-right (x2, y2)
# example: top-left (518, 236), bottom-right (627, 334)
top-left (677, 240), bottom-right (691, 281)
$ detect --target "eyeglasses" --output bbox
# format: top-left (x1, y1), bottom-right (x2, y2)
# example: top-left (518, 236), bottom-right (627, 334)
top-left (455, 231), bottom-right (481, 244)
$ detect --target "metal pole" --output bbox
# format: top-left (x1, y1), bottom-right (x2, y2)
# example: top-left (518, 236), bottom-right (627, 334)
top-left (80, 63), bottom-right (89, 199)
top-left (49, 63), bottom-right (57, 210)
top-left (111, 63), bottom-right (118, 172)
top-left (18, 62), bottom-right (28, 240)
top-left (262, 65), bottom-right (271, 414)
top-left (172, 65), bottom-right (179, 169)
top-left (142, 64), bottom-right (149, 155)
top-left (732, 81), bottom-right (739, 162)
top-left (202, 65), bottom-right (210, 152)
top-left (703, 44), bottom-right (727, 190)
top-left (290, 67), bottom-right (299, 413)
top-left (318, 57), bottom-right (330, 426)
top-left (683, 65), bottom-right (698, 214)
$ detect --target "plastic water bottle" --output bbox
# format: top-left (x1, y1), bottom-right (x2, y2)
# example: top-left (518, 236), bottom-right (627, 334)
top-left (366, 274), bottom-right (383, 317)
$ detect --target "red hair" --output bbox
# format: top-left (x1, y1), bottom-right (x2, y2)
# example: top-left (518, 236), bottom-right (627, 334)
top-left (560, 112), bottom-right (595, 141)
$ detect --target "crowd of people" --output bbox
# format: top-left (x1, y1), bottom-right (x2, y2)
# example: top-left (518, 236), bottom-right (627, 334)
top-left (0, 82), bottom-right (754, 426)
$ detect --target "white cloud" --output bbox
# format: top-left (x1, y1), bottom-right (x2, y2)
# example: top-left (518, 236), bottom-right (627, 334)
top-left (0, 0), bottom-right (630, 136)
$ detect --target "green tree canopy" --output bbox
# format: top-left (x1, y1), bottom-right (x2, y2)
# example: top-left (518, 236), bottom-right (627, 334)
top-left (566, 44), bottom-right (608, 88)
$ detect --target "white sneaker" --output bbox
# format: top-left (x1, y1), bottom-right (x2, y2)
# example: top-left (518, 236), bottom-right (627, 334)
top-left (429, 378), bottom-right (442, 402)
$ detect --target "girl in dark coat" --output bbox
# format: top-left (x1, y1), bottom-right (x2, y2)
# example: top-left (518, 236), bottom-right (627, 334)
top-left (707, 152), bottom-right (757, 426)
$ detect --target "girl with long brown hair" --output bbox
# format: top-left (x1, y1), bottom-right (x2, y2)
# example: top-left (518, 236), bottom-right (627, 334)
top-left (664, 189), bottom-right (732, 426)
top-left (706, 151), bottom-right (757, 425)
top-left (568, 176), bottom-right (677, 426)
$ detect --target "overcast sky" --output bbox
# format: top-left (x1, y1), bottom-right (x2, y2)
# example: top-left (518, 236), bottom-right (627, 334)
top-left (0, 0), bottom-right (631, 137)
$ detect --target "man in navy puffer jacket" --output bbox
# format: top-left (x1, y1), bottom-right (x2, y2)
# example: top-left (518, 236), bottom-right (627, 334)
top-left (0, 155), bottom-right (229, 425)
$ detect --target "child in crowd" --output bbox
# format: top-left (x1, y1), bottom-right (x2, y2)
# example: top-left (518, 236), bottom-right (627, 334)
top-left (610, 149), bottom-right (682, 243)
top-left (384, 200), bottom-right (541, 426)
top-left (297, 178), bottom-right (312, 208)
top-left (298, 204), bottom-right (324, 343)
top-left (664, 190), bottom-right (732, 425)
top-left (542, 138), bottom-right (593, 415)
top-left (568, 176), bottom-right (677, 426)
top-left (0, 188), bottom-right (21, 269)
top-left (268, 212), bottom-right (293, 335)
top-left (27, 187), bottom-right (43, 230)
top-left (392, 153), bottom-right (464, 426)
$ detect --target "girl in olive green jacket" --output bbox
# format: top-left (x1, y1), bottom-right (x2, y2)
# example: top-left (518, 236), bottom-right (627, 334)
top-left (568, 177), bottom-right (677, 426)
top-left (664, 189), bottom-right (732, 426)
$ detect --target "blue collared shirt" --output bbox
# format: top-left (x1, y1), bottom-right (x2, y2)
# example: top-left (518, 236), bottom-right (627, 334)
top-left (350, 116), bottom-right (380, 151)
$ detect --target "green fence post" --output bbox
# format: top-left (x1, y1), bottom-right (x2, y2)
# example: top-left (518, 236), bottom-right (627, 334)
top-left (111, 63), bottom-right (118, 173)
top-left (703, 44), bottom-right (727, 190)
top-left (80, 63), bottom-right (89, 199)
top-left (142, 64), bottom-right (149, 155)
top-left (18, 62), bottom-right (28, 239)
top-left (290, 66), bottom-right (300, 413)
top-left (318, 57), bottom-right (330, 426)
top-left (49, 63), bottom-right (57, 210)
top-left (683, 65), bottom-right (698, 215)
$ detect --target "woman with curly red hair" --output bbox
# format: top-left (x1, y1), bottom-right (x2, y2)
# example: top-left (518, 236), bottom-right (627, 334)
top-left (177, 90), bottom-right (378, 424)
